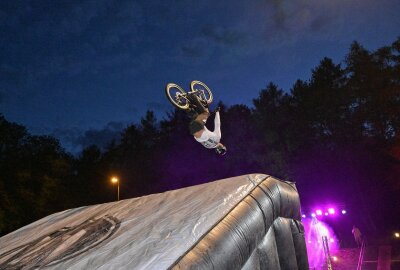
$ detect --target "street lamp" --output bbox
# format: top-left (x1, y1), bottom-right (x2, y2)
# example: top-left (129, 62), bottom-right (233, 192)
top-left (111, 177), bottom-right (120, 201)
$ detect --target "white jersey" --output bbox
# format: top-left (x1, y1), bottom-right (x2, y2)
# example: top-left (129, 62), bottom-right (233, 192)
top-left (194, 112), bottom-right (221, 149)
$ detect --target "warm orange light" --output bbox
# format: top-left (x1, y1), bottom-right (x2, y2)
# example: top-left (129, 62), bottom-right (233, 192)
top-left (395, 232), bottom-right (400, 238)
top-left (111, 177), bottom-right (119, 184)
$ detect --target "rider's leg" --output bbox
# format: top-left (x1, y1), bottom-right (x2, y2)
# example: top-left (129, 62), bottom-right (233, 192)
top-left (187, 93), bottom-right (209, 115)
top-left (189, 119), bottom-right (205, 135)
top-left (213, 112), bottom-right (221, 138)
top-left (186, 108), bottom-right (198, 120)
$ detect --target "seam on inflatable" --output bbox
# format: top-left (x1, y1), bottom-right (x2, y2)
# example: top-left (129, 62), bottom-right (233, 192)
top-left (249, 192), bottom-right (267, 236)
top-left (259, 183), bottom-right (276, 221)
top-left (169, 174), bottom-right (270, 269)
top-left (292, 219), bottom-right (301, 233)
top-left (247, 174), bottom-right (270, 186)
top-left (277, 185), bottom-right (282, 214)
top-left (283, 181), bottom-right (299, 193)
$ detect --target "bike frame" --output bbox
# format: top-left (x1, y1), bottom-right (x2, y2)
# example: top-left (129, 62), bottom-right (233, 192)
top-left (175, 89), bottom-right (208, 108)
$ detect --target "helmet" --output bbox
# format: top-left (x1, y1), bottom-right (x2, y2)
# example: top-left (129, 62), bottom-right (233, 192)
top-left (215, 144), bottom-right (227, 155)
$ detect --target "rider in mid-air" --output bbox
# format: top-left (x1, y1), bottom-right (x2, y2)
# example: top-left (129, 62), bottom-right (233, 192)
top-left (186, 93), bottom-right (227, 155)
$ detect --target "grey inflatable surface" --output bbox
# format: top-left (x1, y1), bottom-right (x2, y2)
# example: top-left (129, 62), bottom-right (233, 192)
top-left (0, 174), bottom-right (308, 269)
top-left (171, 176), bottom-right (309, 270)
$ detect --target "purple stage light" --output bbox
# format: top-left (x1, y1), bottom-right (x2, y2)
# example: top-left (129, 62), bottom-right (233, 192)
top-left (324, 212), bottom-right (328, 216)
top-left (316, 209), bottom-right (322, 216)
top-left (302, 214), bottom-right (306, 218)
top-left (311, 213), bottom-right (316, 217)
top-left (341, 210), bottom-right (347, 214)
top-left (330, 238), bottom-right (335, 243)
top-left (328, 208), bottom-right (335, 214)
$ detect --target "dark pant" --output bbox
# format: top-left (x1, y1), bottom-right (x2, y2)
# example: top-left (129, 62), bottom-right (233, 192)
top-left (186, 94), bottom-right (208, 134)
top-left (189, 119), bottom-right (205, 135)
top-left (187, 93), bottom-right (208, 115)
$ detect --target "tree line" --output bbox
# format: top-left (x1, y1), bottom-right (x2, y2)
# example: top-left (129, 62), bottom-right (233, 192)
top-left (1, 38), bottom-right (399, 238)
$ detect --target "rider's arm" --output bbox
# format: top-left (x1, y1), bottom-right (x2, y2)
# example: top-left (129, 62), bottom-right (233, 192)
top-left (213, 112), bottom-right (221, 139)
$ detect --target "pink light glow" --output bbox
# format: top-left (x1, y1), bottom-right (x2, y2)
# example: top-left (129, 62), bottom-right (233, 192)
top-left (341, 210), bottom-right (347, 214)
top-left (316, 209), bottom-right (322, 216)
top-left (311, 213), bottom-right (316, 217)
top-left (324, 212), bottom-right (329, 216)
top-left (328, 208), bottom-right (335, 214)
top-left (303, 217), bottom-right (339, 269)
top-left (302, 214), bottom-right (306, 218)
top-left (316, 222), bottom-right (329, 237)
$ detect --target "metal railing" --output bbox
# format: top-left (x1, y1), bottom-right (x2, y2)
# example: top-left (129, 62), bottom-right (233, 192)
top-left (356, 239), bottom-right (366, 270)
top-left (322, 236), bottom-right (333, 270)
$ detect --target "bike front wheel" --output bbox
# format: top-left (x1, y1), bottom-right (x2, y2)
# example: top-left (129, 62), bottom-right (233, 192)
top-left (190, 81), bottom-right (213, 104)
top-left (165, 83), bottom-right (190, 110)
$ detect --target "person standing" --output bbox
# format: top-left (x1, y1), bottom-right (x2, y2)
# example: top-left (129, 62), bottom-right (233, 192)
top-left (352, 225), bottom-right (363, 247)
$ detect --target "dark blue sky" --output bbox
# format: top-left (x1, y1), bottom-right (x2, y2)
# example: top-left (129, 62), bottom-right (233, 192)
top-left (1, 0), bottom-right (399, 153)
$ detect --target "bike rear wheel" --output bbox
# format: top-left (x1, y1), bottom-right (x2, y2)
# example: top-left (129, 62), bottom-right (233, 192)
top-left (165, 83), bottom-right (190, 110)
top-left (190, 81), bottom-right (213, 104)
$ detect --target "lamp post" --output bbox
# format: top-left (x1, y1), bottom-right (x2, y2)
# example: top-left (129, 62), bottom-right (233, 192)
top-left (111, 177), bottom-right (120, 201)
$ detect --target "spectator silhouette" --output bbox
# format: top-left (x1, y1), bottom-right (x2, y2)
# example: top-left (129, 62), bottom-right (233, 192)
top-left (352, 225), bottom-right (363, 247)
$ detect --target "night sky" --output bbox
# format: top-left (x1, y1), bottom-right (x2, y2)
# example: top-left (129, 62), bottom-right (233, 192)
top-left (1, 0), bottom-right (399, 153)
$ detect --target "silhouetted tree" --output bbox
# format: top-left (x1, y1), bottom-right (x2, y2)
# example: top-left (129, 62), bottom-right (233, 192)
top-left (252, 83), bottom-right (293, 177)
top-left (0, 116), bottom-right (73, 235)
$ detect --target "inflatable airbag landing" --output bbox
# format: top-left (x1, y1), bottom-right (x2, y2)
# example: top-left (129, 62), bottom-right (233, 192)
top-left (0, 173), bottom-right (308, 270)
top-left (171, 176), bottom-right (309, 270)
